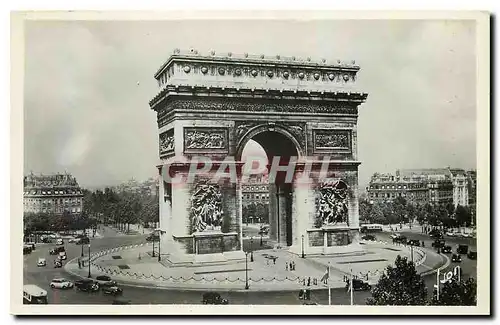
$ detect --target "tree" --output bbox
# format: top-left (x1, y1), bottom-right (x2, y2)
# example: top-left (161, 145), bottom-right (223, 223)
top-left (432, 277), bottom-right (477, 306)
top-left (367, 255), bottom-right (428, 305)
top-left (359, 199), bottom-right (373, 223)
top-left (455, 205), bottom-right (471, 227)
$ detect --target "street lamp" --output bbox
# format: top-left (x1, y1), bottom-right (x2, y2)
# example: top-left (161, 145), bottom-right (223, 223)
top-left (250, 237), bottom-right (254, 262)
top-left (87, 244), bottom-right (91, 278)
top-left (301, 234), bottom-right (305, 258)
top-left (245, 251), bottom-right (250, 290)
top-left (81, 242), bottom-right (84, 257)
top-left (158, 230), bottom-right (165, 262)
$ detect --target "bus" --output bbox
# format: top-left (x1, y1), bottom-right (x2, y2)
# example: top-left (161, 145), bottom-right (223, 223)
top-left (23, 284), bottom-right (48, 304)
top-left (360, 224), bottom-right (383, 233)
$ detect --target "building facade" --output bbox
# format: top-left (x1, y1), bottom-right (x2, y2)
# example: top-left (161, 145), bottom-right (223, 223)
top-left (367, 167), bottom-right (470, 207)
top-left (241, 174), bottom-right (270, 206)
top-left (366, 173), bottom-right (430, 205)
top-left (467, 170), bottom-right (476, 207)
top-left (23, 172), bottom-right (84, 215)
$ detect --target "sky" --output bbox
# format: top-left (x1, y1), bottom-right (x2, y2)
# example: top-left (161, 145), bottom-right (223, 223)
top-left (23, 18), bottom-right (477, 190)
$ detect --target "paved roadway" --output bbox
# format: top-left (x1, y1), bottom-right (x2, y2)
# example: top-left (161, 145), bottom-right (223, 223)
top-left (23, 227), bottom-right (476, 305)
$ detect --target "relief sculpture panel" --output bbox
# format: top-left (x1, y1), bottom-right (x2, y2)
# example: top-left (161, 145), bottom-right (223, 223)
top-left (313, 129), bottom-right (351, 152)
top-left (159, 129), bottom-right (174, 156)
top-left (315, 179), bottom-right (349, 228)
top-left (184, 128), bottom-right (228, 152)
top-left (190, 183), bottom-right (224, 233)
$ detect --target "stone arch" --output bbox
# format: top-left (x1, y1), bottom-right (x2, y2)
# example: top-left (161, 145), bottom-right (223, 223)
top-left (235, 123), bottom-right (305, 161)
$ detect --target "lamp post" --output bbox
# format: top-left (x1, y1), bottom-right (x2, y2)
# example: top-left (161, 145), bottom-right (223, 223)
top-left (245, 252), bottom-right (249, 290)
top-left (301, 234), bottom-right (305, 258)
top-left (250, 237), bottom-right (254, 262)
top-left (87, 244), bottom-right (91, 278)
top-left (158, 230), bottom-right (165, 262)
top-left (260, 232), bottom-right (263, 247)
top-left (81, 242), bottom-right (84, 257)
top-left (152, 237), bottom-right (155, 257)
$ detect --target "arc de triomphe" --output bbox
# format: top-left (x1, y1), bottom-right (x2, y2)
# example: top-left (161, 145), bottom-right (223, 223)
top-left (149, 49), bottom-right (368, 265)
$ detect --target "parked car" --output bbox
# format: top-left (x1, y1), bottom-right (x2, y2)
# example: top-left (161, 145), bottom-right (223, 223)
top-left (146, 234), bottom-right (160, 242)
top-left (467, 251), bottom-right (477, 260)
top-left (37, 258), bottom-right (46, 267)
top-left (26, 242), bottom-right (36, 250)
top-left (75, 279), bottom-right (100, 292)
top-left (56, 238), bottom-right (64, 245)
top-left (441, 245), bottom-right (452, 254)
top-left (445, 232), bottom-right (455, 237)
top-left (361, 234), bottom-right (376, 241)
top-left (451, 254), bottom-right (462, 263)
top-left (457, 245), bottom-right (469, 255)
top-left (102, 286), bottom-right (123, 296)
top-left (50, 278), bottom-right (74, 289)
top-left (462, 233), bottom-right (473, 238)
top-left (202, 292), bottom-right (228, 304)
top-left (49, 246), bottom-right (65, 255)
top-left (95, 275), bottom-right (118, 287)
top-left (59, 251), bottom-right (67, 260)
top-left (407, 239), bottom-right (421, 246)
top-left (347, 279), bottom-right (372, 291)
top-left (68, 237), bottom-right (78, 243)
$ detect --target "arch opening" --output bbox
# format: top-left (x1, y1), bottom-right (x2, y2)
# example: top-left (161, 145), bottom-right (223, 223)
top-left (240, 130), bottom-right (300, 247)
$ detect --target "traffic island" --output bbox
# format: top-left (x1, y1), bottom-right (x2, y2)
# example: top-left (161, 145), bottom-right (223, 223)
top-left (63, 240), bottom-right (444, 292)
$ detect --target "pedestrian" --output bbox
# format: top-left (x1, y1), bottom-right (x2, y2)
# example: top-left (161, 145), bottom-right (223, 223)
top-left (292, 261), bottom-right (296, 271)
top-left (78, 259), bottom-right (81, 269)
top-left (273, 257), bottom-right (276, 265)
top-left (307, 277), bottom-right (311, 287)
top-left (313, 278), bottom-right (317, 285)
top-left (266, 258), bottom-right (269, 265)
top-left (289, 261), bottom-right (293, 271)
top-left (286, 263), bottom-right (288, 271)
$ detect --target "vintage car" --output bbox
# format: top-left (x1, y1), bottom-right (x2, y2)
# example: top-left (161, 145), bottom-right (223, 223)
top-left (54, 260), bottom-right (62, 268)
top-left (102, 286), bottom-right (123, 296)
top-left (407, 239), bottom-right (421, 247)
top-left (451, 254), bottom-right (462, 263)
top-left (95, 275), bottom-right (118, 287)
top-left (50, 278), bottom-right (74, 289)
top-left (441, 245), bottom-right (453, 254)
top-left (457, 245), bottom-right (469, 255)
top-left (202, 292), bottom-right (228, 305)
top-left (58, 251), bottom-right (67, 260)
top-left (432, 239), bottom-right (446, 249)
top-left (75, 279), bottom-right (100, 292)
top-left (76, 237), bottom-right (90, 245)
top-left (346, 279), bottom-right (372, 292)
top-left (37, 258), bottom-right (46, 267)
top-left (56, 238), bottom-right (64, 245)
top-left (467, 251), bottom-right (477, 260)
top-left (49, 246), bottom-right (65, 255)
top-left (361, 234), bottom-right (376, 241)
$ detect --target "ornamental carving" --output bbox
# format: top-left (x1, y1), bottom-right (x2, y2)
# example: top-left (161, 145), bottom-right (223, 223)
top-left (159, 130), bottom-right (174, 155)
top-left (315, 180), bottom-right (349, 227)
top-left (314, 130), bottom-right (351, 150)
top-left (158, 98), bottom-right (357, 128)
top-left (190, 183), bottom-right (224, 233)
top-left (234, 121), bottom-right (305, 147)
top-left (184, 128), bottom-right (228, 151)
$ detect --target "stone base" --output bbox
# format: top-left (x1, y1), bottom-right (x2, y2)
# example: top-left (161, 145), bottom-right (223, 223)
top-left (296, 225), bottom-right (365, 256)
top-left (163, 250), bottom-right (246, 267)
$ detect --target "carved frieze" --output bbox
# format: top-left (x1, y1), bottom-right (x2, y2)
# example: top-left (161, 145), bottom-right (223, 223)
top-left (157, 99), bottom-right (357, 128)
top-left (315, 179), bottom-right (349, 228)
top-left (313, 129), bottom-right (351, 152)
top-left (159, 129), bottom-right (174, 156)
top-left (234, 121), bottom-right (305, 148)
top-left (184, 127), bottom-right (228, 152)
top-left (190, 183), bottom-right (224, 233)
